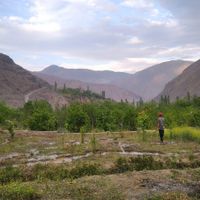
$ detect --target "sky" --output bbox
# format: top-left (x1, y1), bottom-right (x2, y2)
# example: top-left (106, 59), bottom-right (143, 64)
top-left (0, 0), bottom-right (200, 73)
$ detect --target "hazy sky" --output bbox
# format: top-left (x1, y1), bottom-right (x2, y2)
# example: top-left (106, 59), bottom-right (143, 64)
top-left (0, 0), bottom-right (200, 72)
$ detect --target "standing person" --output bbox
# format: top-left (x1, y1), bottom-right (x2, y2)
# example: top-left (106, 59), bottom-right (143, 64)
top-left (157, 112), bottom-right (165, 143)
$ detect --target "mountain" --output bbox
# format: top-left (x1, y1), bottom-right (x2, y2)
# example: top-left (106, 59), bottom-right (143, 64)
top-left (40, 61), bottom-right (192, 101)
top-left (33, 72), bottom-right (140, 102)
top-left (41, 65), bottom-right (132, 84)
top-left (0, 53), bottom-right (67, 107)
top-left (156, 59), bottom-right (200, 102)
top-left (111, 60), bottom-right (193, 101)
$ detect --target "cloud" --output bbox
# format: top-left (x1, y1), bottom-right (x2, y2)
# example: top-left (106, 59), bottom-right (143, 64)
top-left (121, 0), bottom-right (154, 9)
top-left (128, 37), bottom-right (143, 45)
top-left (0, 0), bottom-right (200, 72)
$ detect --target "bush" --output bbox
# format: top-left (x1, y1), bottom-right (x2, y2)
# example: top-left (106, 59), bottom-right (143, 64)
top-left (130, 156), bottom-right (163, 171)
top-left (66, 104), bottom-right (90, 132)
top-left (112, 156), bottom-right (164, 173)
top-left (90, 134), bottom-right (97, 153)
top-left (23, 101), bottom-right (57, 131)
top-left (0, 182), bottom-right (41, 200)
top-left (23, 163), bottom-right (102, 181)
top-left (113, 157), bottom-right (130, 173)
top-left (5, 120), bottom-right (15, 139)
top-left (0, 166), bottom-right (23, 184)
top-left (70, 163), bottom-right (102, 179)
top-left (23, 164), bottom-right (69, 181)
top-left (28, 111), bottom-right (57, 131)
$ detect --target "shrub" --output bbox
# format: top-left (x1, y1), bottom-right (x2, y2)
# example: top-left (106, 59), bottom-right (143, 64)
top-left (68, 180), bottom-right (124, 200)
top-left (0, 182), bottom-right (41, 200)
top-left (112, 156), bottom-right (164, 173)
top-left (24, 164), bottom-right (69, 181)
top-left (90, 134), bottom-right (97, 153)
top-left (0, 166), bottom-right (23, 184)
top-left (129, 156), bottom-right (163, 171)
top-left (113, 157), bottom-right (130, 173)
top-left (28, 111), bottom-right (57, 131)
top-left (66, 104), bottom-right (90, 132)
top-left (70, 163), bottom-right (102, 179)
top-left (80, 127), bottom-right (86, 144)
top-left (5, 120), bottom-right (15, 139)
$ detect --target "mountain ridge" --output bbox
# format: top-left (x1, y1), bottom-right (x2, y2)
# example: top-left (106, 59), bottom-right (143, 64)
top-left (39, 60), bottom-right (192, 101)
top-left (0, 53), bottom-right (67, 107)
top-left (156, 59), bottom-right (200, 102)
top-left (40, 64), bottom-right (132, 84)
top-left (33, 72), bottom-right (140, 102)
top-left (111, 60), bottom-right (192, 100)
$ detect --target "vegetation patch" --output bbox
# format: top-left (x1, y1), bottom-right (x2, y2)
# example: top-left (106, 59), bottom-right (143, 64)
top-left (165, 127), bottom-right (200, 143)
top-left (0, 166), bottom-right (23, 184)
top-left (111, 156), bottom-right (200, 174)
top-left (147, 192), bottom-right (192, 200)
top-left (0, 182), bottom-right (41, 200)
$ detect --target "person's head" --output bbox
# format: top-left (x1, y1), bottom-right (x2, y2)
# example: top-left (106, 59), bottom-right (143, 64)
top-left (158, 112), bottom-right (163, 117)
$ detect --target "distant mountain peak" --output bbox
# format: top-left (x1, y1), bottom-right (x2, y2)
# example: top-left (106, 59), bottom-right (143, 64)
top-left (47, 64), bottom-right (60, 68)
top-left (40, 64), bottom-right (133, 85)
top-left (0, 53), bottom-right (14, 64)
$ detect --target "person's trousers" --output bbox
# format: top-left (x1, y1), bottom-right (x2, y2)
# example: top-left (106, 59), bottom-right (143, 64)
top-left (159, 129), bottom-right (164, 142)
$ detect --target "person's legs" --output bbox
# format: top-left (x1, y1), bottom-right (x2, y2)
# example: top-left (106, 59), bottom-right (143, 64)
top-left (159, 129), bottom-right (164, 143)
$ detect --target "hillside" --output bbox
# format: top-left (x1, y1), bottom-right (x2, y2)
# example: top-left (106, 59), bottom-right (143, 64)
top-left (111, 60), bottom-right (192, 101)
top-left (156, 59), bottom-right (200, 102)
top-left (33, 72), bottom-right (140, 102)
top-left (0, 53), bottom-right (67, 107)
top-left (41, 65), bottom-right (132, 84)
top-left (39, 61), bottom-right (192, 102)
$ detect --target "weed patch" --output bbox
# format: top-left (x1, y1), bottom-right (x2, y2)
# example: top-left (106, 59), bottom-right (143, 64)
top-left (111, 156), bottom-right (164, 173)
top-left (165, 127), bottom-right (200, 143)
top-left (0, 166), bottom-right (23, 184)
top-left (147, 192), bottom-right (192, 200)
top-left (0, 182), bottom-right (41, 200)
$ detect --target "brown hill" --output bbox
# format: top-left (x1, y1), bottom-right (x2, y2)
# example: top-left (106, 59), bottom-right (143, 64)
top-left (156, 59), bottom-right (200, 102)
top-left (40, 61), bottom-right (192, 102)
top-left (0, 53), bottom-right (67, 107)
top-left (111, 60), bottom-right (192, 101)
top-left (41, 65), bottom-right (132, 84)
top-left (33, 72), bottom-right (140, 102)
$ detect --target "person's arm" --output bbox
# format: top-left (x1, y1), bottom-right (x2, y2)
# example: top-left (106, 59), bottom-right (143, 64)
top-left (157, 119), bottom-right (159, 130)
top-left (163, 118), bottom-right (165, 129)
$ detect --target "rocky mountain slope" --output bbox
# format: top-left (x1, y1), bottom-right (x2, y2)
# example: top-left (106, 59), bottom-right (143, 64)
top-left (33, 72), bottom-right (140, 102)
top-left (111, 60), bottom-right (192, 101)
top-left (41, 65), bottom-right (132, 84)
top-left (0, 53), bottom-right (67, 107)
top-left (39, 61), bottom-right (192, 101)
top-left (156, 59), bottom-right (200, 102)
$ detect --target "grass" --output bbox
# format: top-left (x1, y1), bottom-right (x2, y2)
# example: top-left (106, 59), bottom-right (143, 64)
top-left (147, 192), bottom-right (192, 200)
top-left (0, 182), bottom-right (41, 200)
top-left (2, 155), bottom-right (200, 185)
top-left (0, 162), bottom-right (104, 183)
top-left (165, 127), bottom-right (200, 143)
top-left (1, 129), bottom-right (200, 199)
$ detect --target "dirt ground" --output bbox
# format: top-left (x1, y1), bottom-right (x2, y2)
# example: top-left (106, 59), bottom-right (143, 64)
top-left (1, 130), bottom-right (200, 199)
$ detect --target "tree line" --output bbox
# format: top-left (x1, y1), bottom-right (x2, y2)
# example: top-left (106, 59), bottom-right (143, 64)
top-left (0, 95), bottom-right (200, 132)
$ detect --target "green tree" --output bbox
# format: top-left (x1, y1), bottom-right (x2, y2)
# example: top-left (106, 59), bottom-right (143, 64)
top-left (23, 100), bottom-right (57, 131)
top-left (28, 110), bottom-right (57, 131)
top-left (123, 107), bottom-right (137, 130)
top-left (66, 103), bottom-right (90, 132)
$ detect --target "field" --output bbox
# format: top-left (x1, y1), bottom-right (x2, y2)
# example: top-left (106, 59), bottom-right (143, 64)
top-left (1, 128), bottom-right (200, 200)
